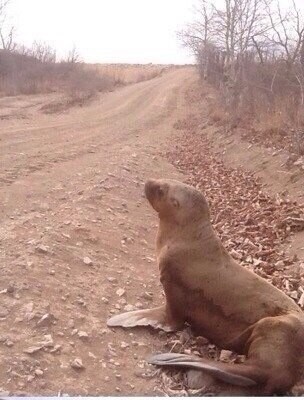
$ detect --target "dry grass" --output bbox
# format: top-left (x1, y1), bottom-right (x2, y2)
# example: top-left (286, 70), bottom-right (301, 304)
top-left (208, 104), bottom-right (230, 125)
top-left (88, 63), bottom-right (173, 85)
top-left (0, 50), bottom-right (114, 97)
top-left (0, 53), bottom-right (170, 98)
top-left (202, 79), bottom-right (304, 155)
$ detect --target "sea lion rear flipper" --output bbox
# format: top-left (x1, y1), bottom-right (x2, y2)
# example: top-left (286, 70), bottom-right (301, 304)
top-left (107, 305), bottom-right (178, 332)
top-left (147, 353), bottom-right (262, 387)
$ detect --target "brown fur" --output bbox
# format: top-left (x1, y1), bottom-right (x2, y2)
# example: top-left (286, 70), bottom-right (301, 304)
top-left (108, 179), bottom-right (304, 394)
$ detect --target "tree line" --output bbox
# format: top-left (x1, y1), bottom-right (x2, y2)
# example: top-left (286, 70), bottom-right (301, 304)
top-left (179, 0), bottom-right (304, 147)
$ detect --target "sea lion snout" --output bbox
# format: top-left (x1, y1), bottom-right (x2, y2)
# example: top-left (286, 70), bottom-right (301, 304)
top-left (144, 179), bottom-right (164, 202)
top-left (144, 179), bottom-right (157, 196)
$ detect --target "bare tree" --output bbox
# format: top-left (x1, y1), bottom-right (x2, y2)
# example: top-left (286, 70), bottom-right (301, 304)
top-left (0, 25), bottom-right (16, 50)
top-left (66, 45), bottom-right (81, 64)
top-left (264, 0), bottom-right (304, 66)
top-left (0, 0), bottom-right (16, 51)
top-left (30, 41), bottom-right (56, 63)
top-left (0, 0), bottom-right (9, 17)
top-left (179, 0), bottom-right (269, 81)
top-left (177, 1), bottom-right (217, 80)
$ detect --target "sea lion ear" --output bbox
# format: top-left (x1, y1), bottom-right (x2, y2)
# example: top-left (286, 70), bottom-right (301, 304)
top-left (172, 198), bottom-right (180, 208)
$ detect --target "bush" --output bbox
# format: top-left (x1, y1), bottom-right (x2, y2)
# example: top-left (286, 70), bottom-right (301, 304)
top-left (0, 49), bottom-right (115, 98)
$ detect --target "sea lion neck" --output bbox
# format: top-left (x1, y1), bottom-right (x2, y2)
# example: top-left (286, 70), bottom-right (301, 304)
top-left (157, 217), bottom-right (214, 246)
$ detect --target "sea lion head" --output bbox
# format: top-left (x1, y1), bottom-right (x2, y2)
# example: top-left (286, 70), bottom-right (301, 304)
top-left (144, 178), bottom-right (210, 225)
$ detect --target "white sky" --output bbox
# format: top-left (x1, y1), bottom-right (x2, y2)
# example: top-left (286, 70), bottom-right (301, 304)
top-left (6, 0), bottom-right (304, 65)
top-left (8, 0), bottom-right (196, 64)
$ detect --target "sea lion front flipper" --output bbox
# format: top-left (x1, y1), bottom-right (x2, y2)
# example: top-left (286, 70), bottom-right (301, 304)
top-left (107, 305), bottom-right (179, 332)
top-left (147, 353), bottom-right (263, 387)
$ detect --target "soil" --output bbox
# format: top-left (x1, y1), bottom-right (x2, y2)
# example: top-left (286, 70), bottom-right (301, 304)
top-left (0, 69), bottom-right (303, 396)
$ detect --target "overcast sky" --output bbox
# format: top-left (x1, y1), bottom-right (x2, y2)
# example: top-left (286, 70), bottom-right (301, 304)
top-left (6, 0), bottom-right (304, 65)
top-left (8, 0), bottom-right (195, 64)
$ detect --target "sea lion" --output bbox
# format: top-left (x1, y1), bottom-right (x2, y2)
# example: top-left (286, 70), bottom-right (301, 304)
top-left (107, 178), bottom-right (304, 394)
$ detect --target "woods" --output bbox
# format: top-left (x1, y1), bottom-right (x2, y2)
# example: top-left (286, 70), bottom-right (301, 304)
top-left (179, 0), bottom-right (304, 154)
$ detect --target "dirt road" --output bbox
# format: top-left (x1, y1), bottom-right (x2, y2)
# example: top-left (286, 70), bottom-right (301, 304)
top-left (0, 68), bottom-right (194, 396)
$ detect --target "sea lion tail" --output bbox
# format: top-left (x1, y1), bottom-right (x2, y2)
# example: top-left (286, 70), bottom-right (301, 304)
top-left (107, 306), bottom-right (176, 332)
top-left (147, 353), bottom-right (261, 387)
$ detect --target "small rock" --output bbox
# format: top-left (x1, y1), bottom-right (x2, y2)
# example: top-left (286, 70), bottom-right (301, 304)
top-left (27, 375), bottom-right (35, 382)
top-left (219, 350), bottom-right (233, 362)
top-left (235, 355), bottom-right (246, 363)
top-left (36, 245), bottom-right (48, 254)
top-left (0, 306), bottom-right (9, 318)
top-left (50, 344), bottom-right (62, 353)
top-left (275, 260), bottom-right (285, 269)
top-left (83, 257), bottom-right (93, 266)
top-left (289, 291), bottom-right (298, 300)
top-left (40, 334), bottom-right (54, 348)
top-left (107, 277), bottom-right (118, 283)
top-left (7, 285), bottom-right (15, 294)
top-left (186, 369), bottom-right (215, 390)
top-left (116, 288), bottom-right (125, 297)
top-left (120, 341), bottom-right (129, 349)
top-left (124, 304), bottom-right (135, 311)
top-left (142, 291), bottom-right (153, 300)
top-left (230, 249), bottom-right (242, 260)
top-left (37, 313), bottom-right (56, 327)
top-left (24, 346), bottom-right (43, 354)
top-left (35, 369), bottom-right (44, 376)
top-left (179, 329), bottom-right (192, 345)
top-left (71, 358), bottom-right (85, 370)
top-left (67, 319), bottom-right (75, 328)
top-left (78, 331), bottom-right (89, 340)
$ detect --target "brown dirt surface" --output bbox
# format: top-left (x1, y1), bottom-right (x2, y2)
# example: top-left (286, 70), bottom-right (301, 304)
top-left (1, 69), bottom-right (304, 396)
